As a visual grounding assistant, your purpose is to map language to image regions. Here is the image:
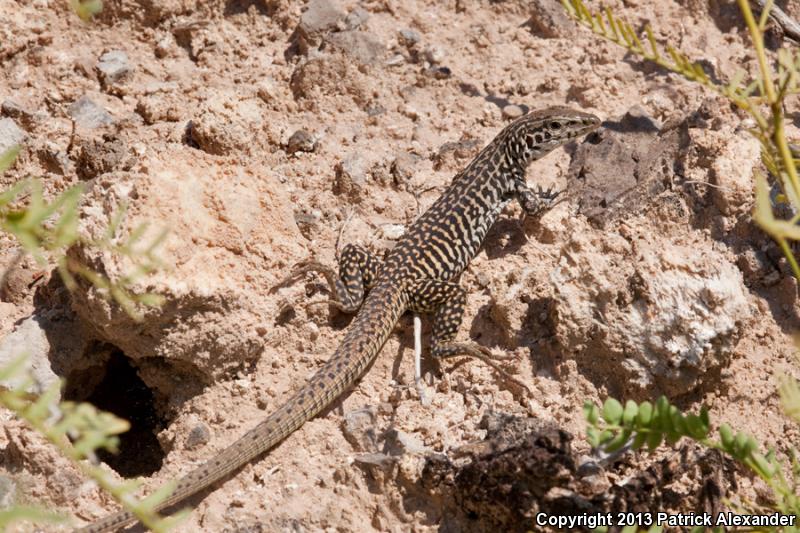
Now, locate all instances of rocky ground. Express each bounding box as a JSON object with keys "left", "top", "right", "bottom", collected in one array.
[{"left": 2, "top": 0, "right": 800, "bottom": 531}]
